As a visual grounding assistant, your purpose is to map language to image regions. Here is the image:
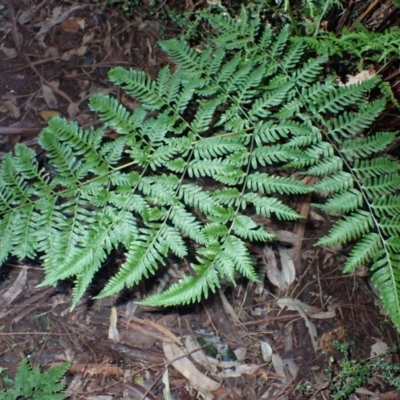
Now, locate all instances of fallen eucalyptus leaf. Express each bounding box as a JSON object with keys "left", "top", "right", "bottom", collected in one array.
[
  {"left": 163, "top": 342, "right": 221, "bottom": 392},
  {"left": 277, "top": 245, "right": 296, "bottom": 287},
  {"left": 184, "top": 336, "right": 217, "bottom": 374},
  {"left": 272, "top": 353, "right": 286, "bottom": 379},
  {"left": 277, "top": 298, "right": 318, "bottom": 352},
  {"left": 217, "top": 363, "right": 261, "bottom": 378},
  {"left": 260, "top": 340, "right": 273, "bottom": 362},
  {"left": 42, "top": 84, "right": 58, "bottom": 108}
]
